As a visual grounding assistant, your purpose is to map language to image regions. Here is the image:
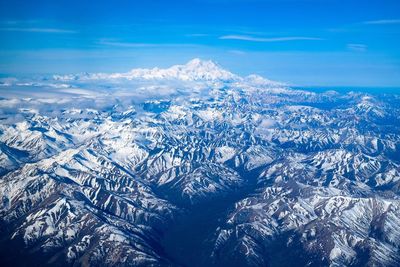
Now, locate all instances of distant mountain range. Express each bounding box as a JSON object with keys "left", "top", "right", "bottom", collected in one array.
[{"left": 1, "top": 59, "right": 400, "bottom": 267}]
